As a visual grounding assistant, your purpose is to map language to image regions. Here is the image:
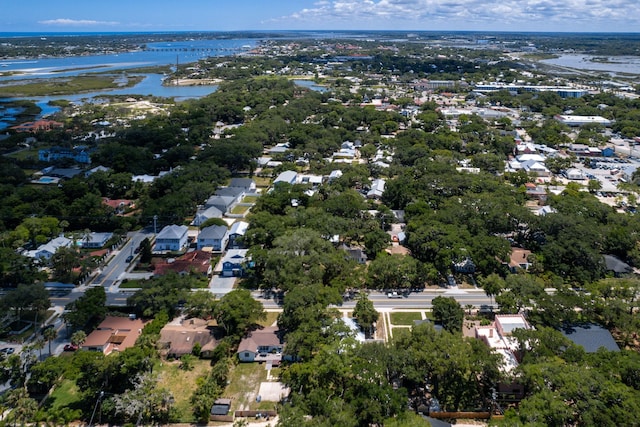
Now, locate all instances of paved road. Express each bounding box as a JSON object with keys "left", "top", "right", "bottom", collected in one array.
[
  {"left": 91, "top": 230, "right": 152, "bottom": 290},
  {"left": 254, "top": 289, "right": 496, "bottom": 311}
]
